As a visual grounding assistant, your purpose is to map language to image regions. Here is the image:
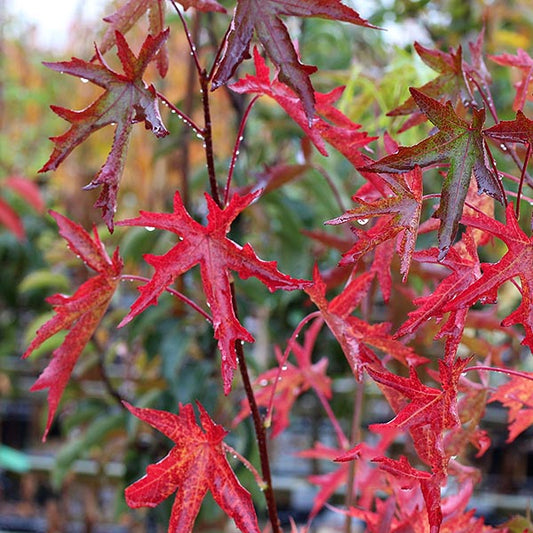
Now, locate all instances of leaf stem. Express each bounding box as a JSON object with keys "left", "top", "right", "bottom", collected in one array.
[
  {"left": 515, "top": 142, "right": 532, "bottom": 218},
  {"left": 231, "top": 284, "right": 282, "bottom": 533},
  {"left": 156, "top": 91, "right": 203, "bottom": 136},
  {"left": 224, "top": 95, "right": 260, "bottom": 205},
  {"left": 170, "top": 0, "right": 203, "bottom": 76},
  {"left": 465, "top": 365, "right": 533, "bottom": 381},
  {"left": 91, "top": 335, "right": 130, "bottom": 408},
  {"left": 223, "top": 442, "right": 266, "bottom": 489}
]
